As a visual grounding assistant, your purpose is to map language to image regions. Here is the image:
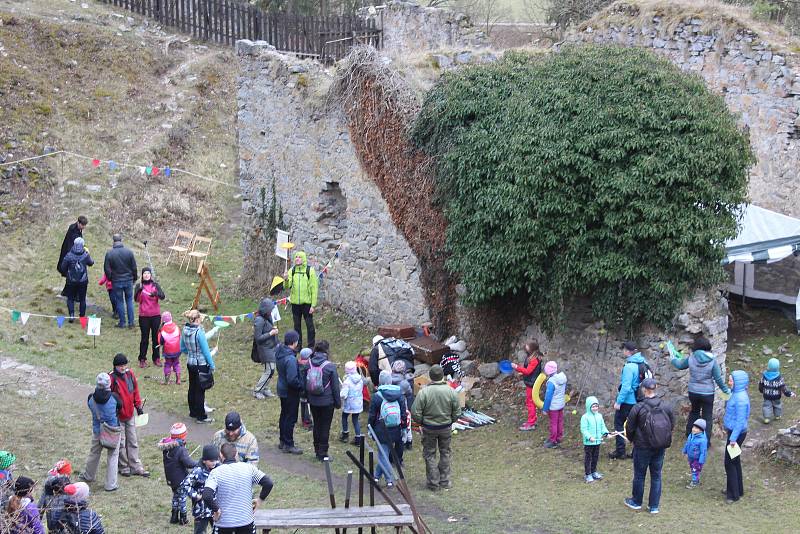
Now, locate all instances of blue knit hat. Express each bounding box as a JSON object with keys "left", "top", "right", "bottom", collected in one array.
[{"left": 768, "top": 358, "right": 780, "bottom": 372}]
